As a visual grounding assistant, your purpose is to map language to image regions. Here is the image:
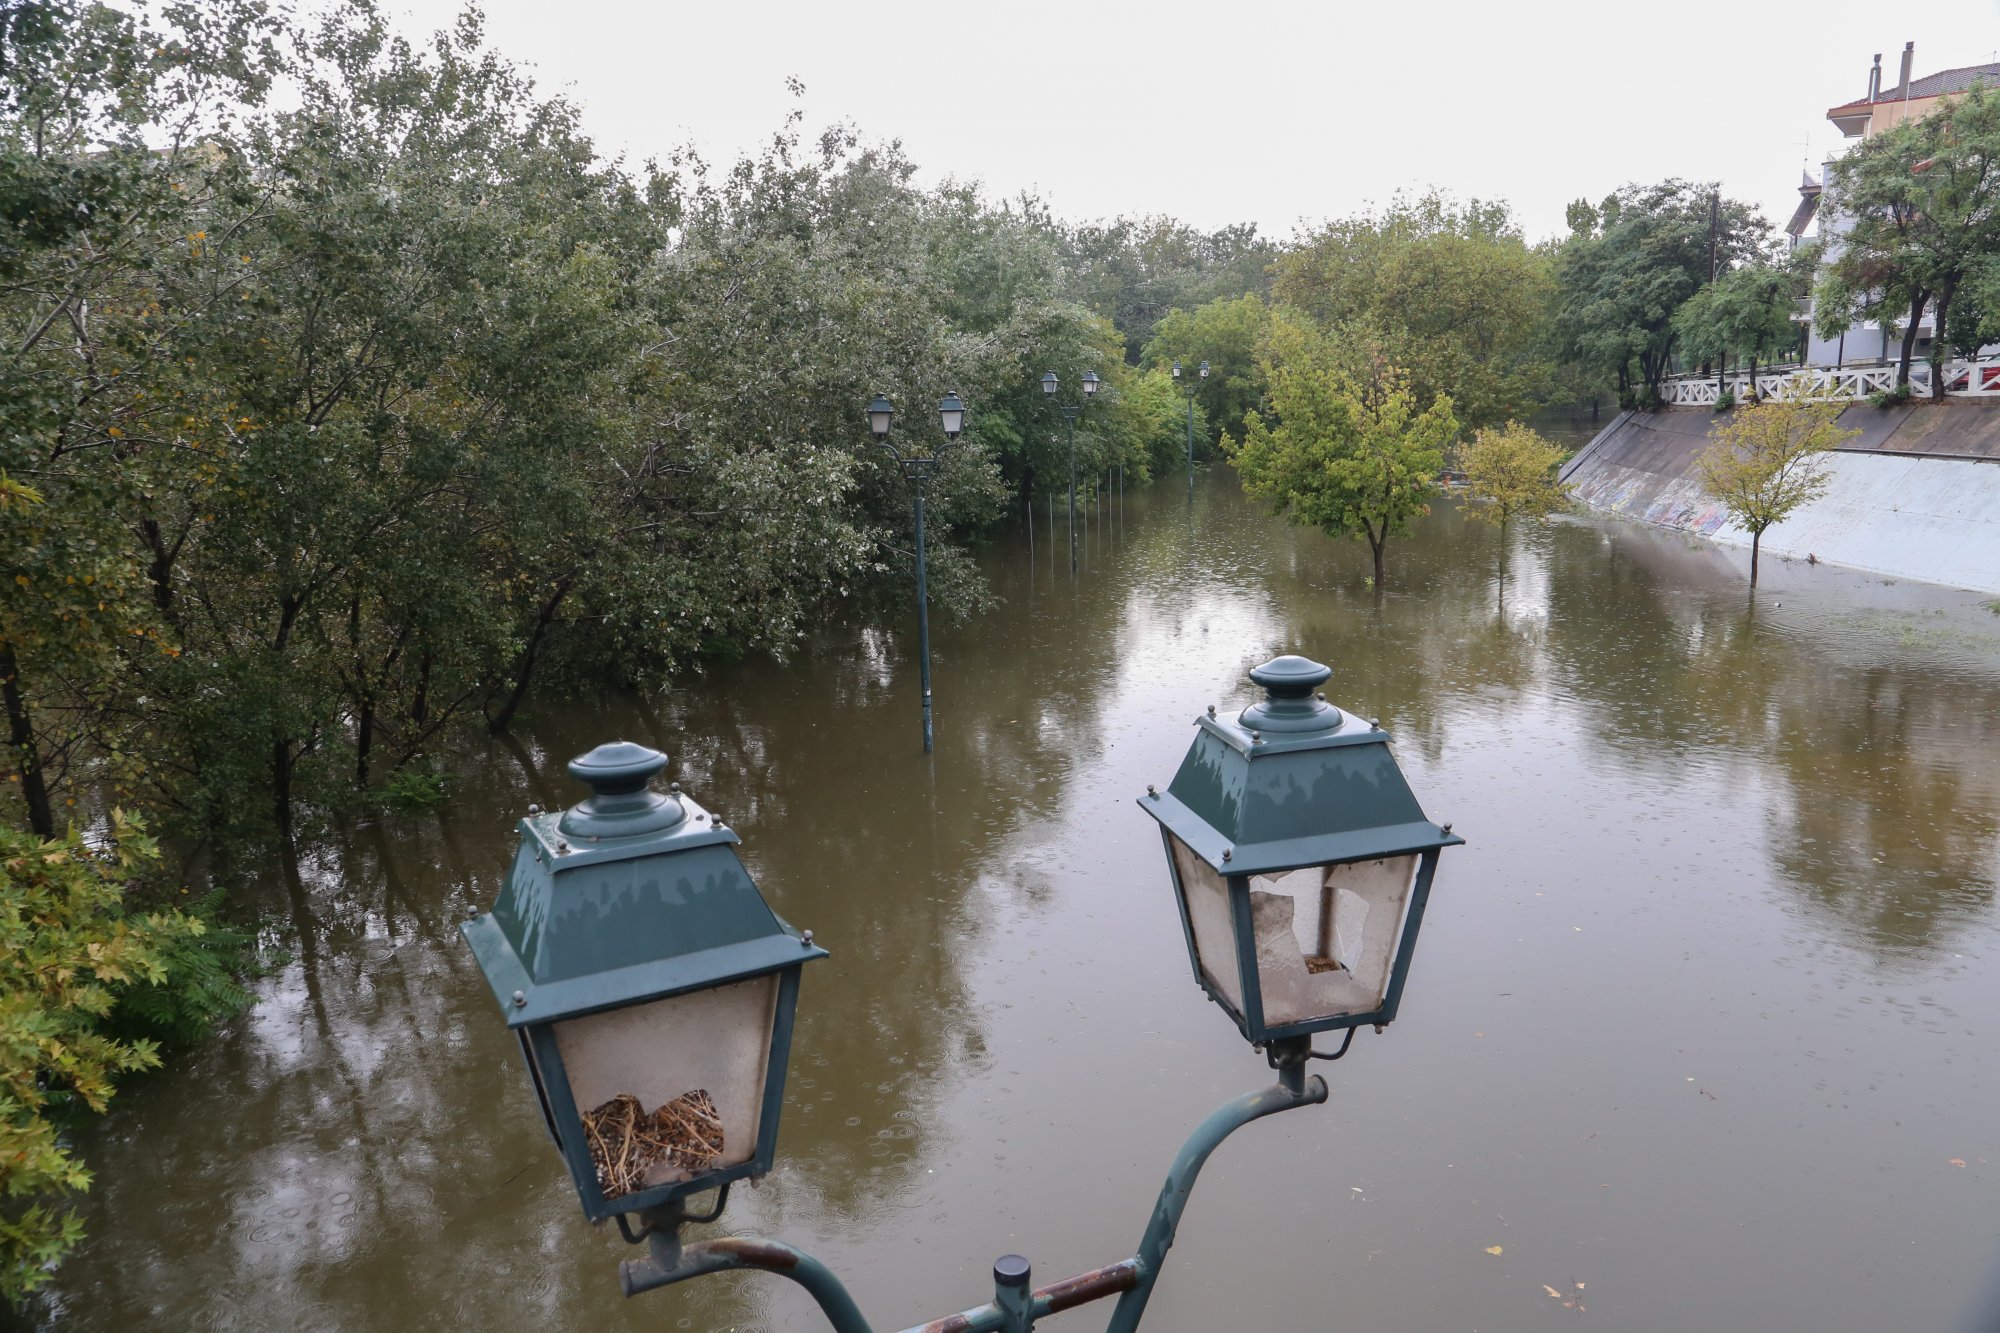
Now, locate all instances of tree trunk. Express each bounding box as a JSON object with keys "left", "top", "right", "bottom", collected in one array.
[
  {"left": 488, "top": 574, "right": 573, "bottom": 735},
  {"left": 1749, "top": 353, "right": 1759, "bottom": 402},
  {"left": 273, "top": 738, "right": 295, "bottom": 833},
  {"left": 1930, "top": 279, "right": 1958, "bottom": 402},
  {"left": 1, "top": 649, "right": 54, "bottom": 837},
  {"left": 354, "top": 696, "right": 375, "bottom": 787},
  {"left": 1750, "top": 530, "right": 1762, "bottom": 587},
  {"left": 1369, "top": 534, "right": 1386, "bottom": 587},
  {"left": 1896, "top": 290, "right": 1929, "bottom": 388}
]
